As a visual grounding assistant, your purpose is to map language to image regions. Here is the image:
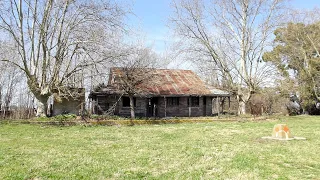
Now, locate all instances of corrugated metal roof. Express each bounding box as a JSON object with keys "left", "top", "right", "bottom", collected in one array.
[
  {"left": 145, "top": 68, "right": 211, "bottom": 95},
  {"left": 92, "top": 67, "right": 230, "bottom": 96}
]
